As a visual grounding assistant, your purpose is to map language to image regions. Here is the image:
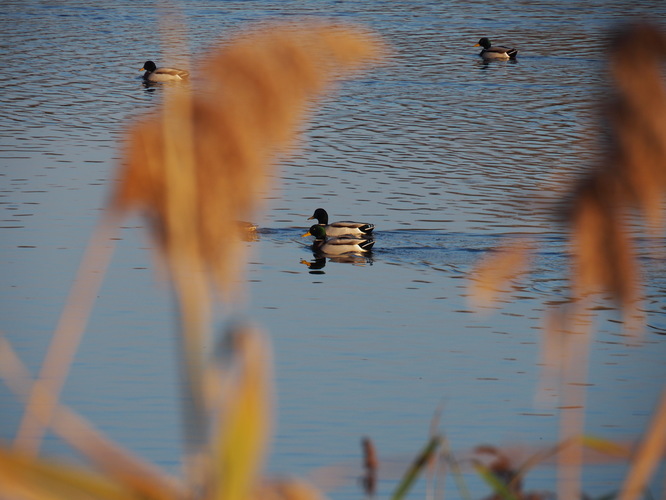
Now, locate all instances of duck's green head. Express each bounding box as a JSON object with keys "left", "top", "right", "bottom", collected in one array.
[
  {"left": 142, "top": 60, "right": 157, "bottom": 72},
  {"left": 474, "top": 37, "right": 491, "bottom": 49},
  {"left": 302, "top": 224, "right": 326, "bottom": 239}
]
